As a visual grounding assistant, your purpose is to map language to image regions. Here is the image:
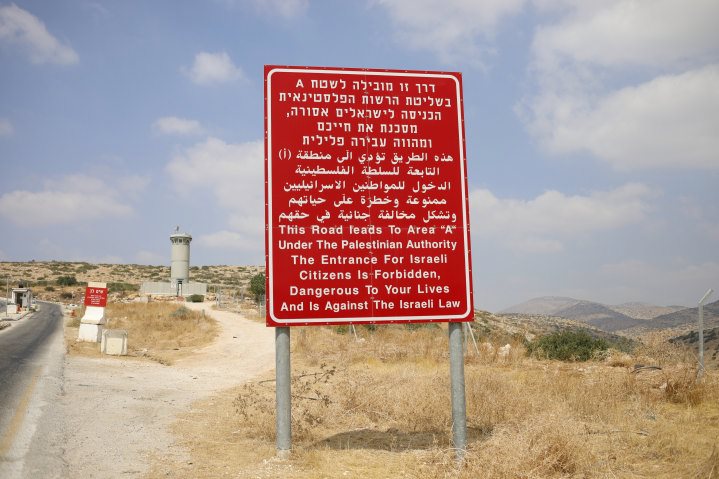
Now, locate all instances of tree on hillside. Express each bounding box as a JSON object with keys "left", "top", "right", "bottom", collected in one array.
[{"left": 249, "top": 272, "right": 265, "bottom": 303}]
